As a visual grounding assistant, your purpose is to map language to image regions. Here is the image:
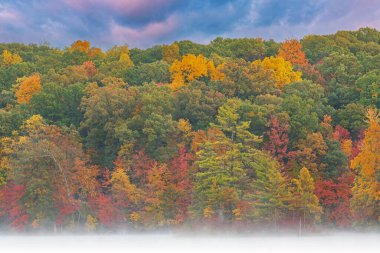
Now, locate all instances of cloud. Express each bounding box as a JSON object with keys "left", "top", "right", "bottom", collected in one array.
[
  {"left": 0, "top": 0, "right": 379, "bottom": 49},
  {"left": 107, "top": 14, "right": 179, "bottom": 48}
]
